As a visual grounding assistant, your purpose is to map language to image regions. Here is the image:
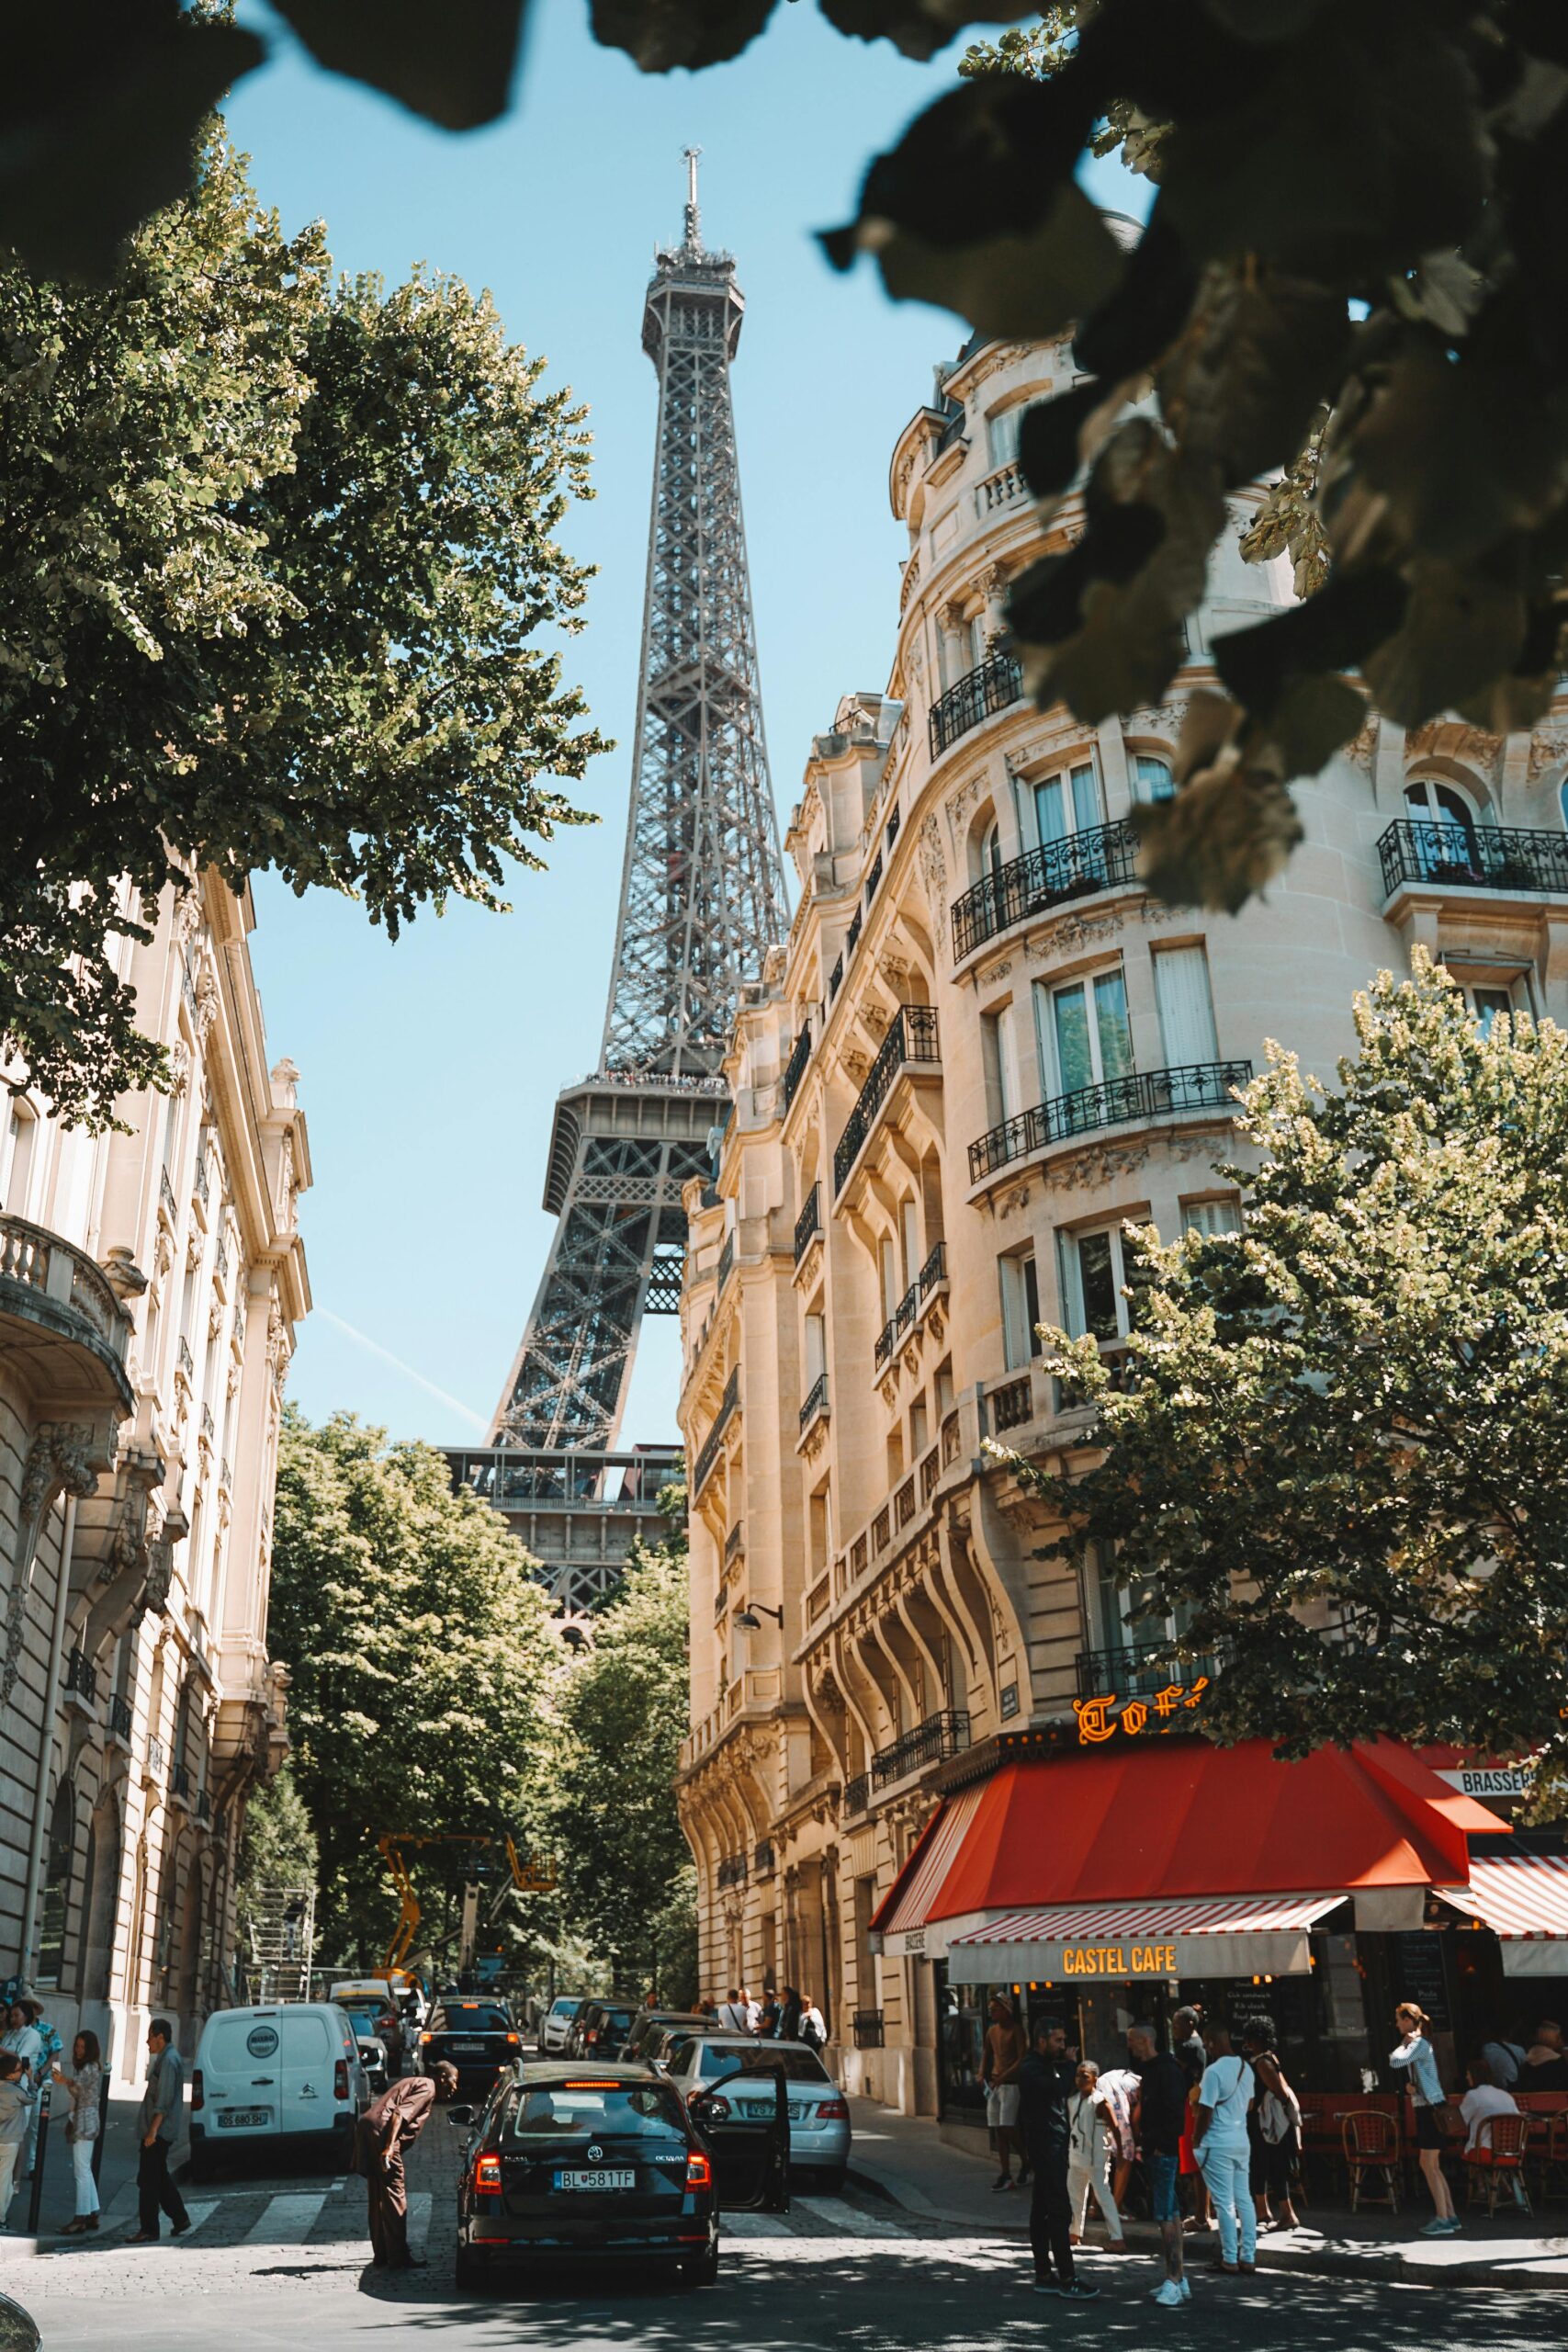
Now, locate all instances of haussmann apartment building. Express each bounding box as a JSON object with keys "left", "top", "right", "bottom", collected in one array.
[{"left": 674, "top": 321, "right": 1568, "bottom": 2154}]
